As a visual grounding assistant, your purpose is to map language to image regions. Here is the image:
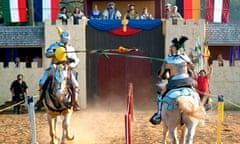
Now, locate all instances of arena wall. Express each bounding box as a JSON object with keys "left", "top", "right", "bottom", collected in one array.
[{"left": 210, "top": 60, "right": 240, "bottom": 109}]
